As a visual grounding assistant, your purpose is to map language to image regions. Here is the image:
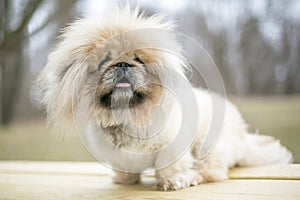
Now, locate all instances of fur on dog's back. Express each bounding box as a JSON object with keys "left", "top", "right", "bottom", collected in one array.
[{"left": 192, "top": 88, "right": 293, "bottom": 167}]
